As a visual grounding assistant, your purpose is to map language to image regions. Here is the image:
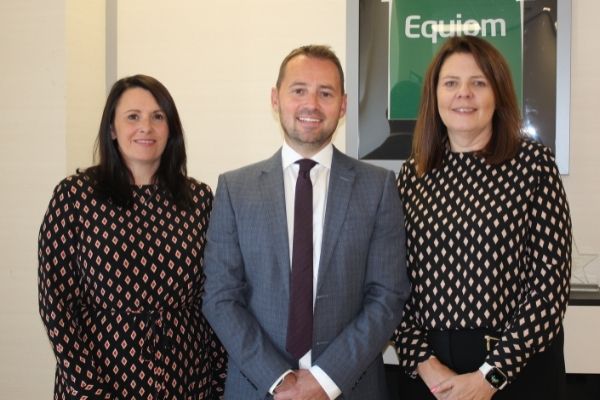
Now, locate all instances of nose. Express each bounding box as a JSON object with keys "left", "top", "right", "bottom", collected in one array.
[
  {"left": 138, "top": 116, "right": 152, "bottom": 133},
  {"left": 304, "top": 91, "right": 320, "bottom": 109},
  {"left": 456, "top": 83, "right": 473, "bottom": 98}
]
